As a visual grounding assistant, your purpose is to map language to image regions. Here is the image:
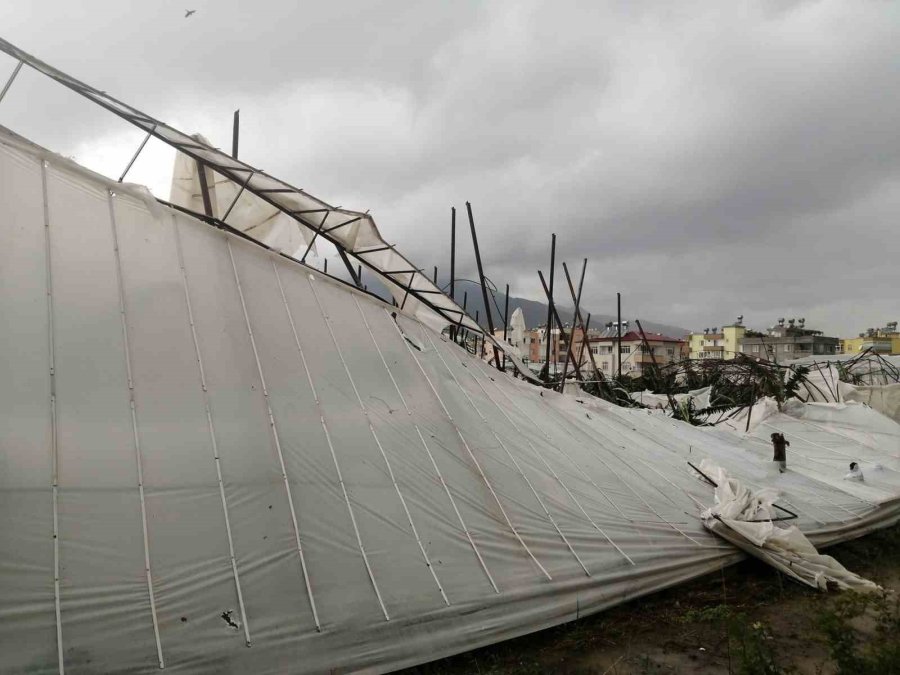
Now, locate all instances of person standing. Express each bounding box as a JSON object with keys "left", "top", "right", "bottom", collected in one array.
[{"left": 771, "top": 432, "right": 789, "bottom": 472}]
